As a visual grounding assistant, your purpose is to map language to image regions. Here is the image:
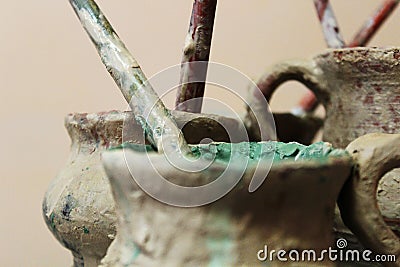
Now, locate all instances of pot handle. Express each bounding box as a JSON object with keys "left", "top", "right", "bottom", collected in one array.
[
  {"left": 339, "top": 133, "right": 400, "bottom": 267},
  {"left": 251, "top": 59, "right": 328, "bottom": 104},
  {"left": 246, "top": 59, "right": 327, "bottom": 142}
]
